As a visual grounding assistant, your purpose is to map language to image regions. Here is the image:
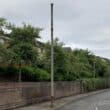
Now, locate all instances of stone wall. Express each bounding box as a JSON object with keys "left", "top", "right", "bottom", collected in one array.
[{"left": 0, "top": 81, "right": 82, "bottom": 110}]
